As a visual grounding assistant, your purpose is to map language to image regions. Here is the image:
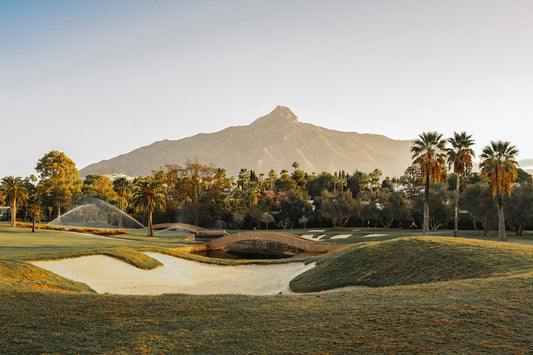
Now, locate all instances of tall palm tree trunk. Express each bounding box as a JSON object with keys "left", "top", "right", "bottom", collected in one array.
[
  {"left": 148, "top": 209, "right": 154, "bottom": 237},
  {"left": 10, "top": 197, "right": 16, "bottom": 227},
  {"left": 118, "top": 198, "right": 123, "bottom": 228},
  {"left": 454, "top": 173, "right": 460, "bottom": 238},
  {"left": 497, "top": 194, "right": 506, "bottom": 241},
  {"left": 423, "top": 179, "right": 430, "bottom": 236}
]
